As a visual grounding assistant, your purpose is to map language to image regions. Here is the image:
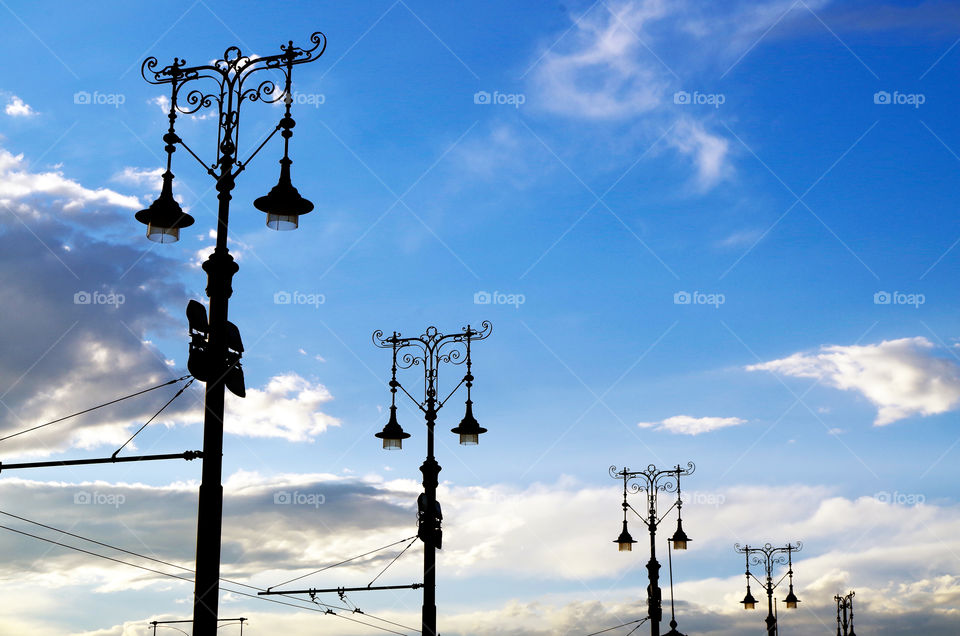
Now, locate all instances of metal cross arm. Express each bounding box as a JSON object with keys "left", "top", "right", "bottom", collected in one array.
[
  {"left": 0, "top": 451, "right": 202, "bottom": 472},
  {"left": 258, "top": 583, "right": 424, "bottom": 596}
]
